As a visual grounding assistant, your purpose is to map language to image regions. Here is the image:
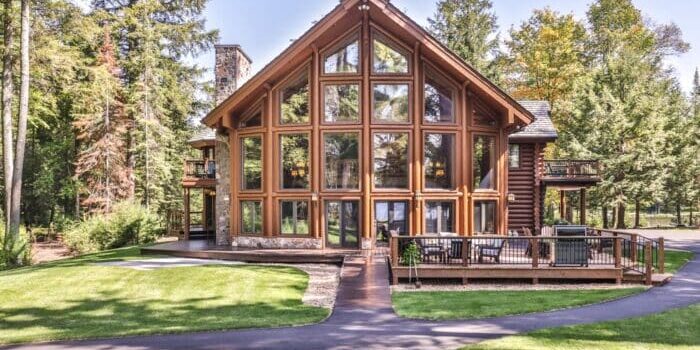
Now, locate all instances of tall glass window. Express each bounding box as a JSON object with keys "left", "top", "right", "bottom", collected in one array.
[
  {"left": 473, "top": 135, "right": 496, "bottom": 190},
  {"left": 324, "top": 39, "right": 359, "bottom": 74},
  {"left": 424, "top": 133, "right": 454, "bottom": 189},
  {"left": 375, "top": 201, "right": 408, "bottom": 240},
  {"left": 372, "top": 36, "right": 408, "bottom": 74},
  {"left": 280, "top": 72, "right": 310, "bottom": 124},
  {"left": 280, "top": 200, "right": 309, "bottom": 235},
  {"left": 372, "top": 84, "right": 409, "bottom": 123},
  {"left": 424, "top": 78, "right": 454, "bottom": 123},
  {"left": 240, "top": 200, "right": 262, "bottom": 234},
  {"left": 324, "top": 84, "right": 360, "bottom": 123},
  {"left": 373, "top": 133, "right": 409, "bottom": 189},
  {"left": 324, "top": 133, "right": 360, "bottom": 190},
  {"left": 241, "top": 136, "right": 262, "bottom": 190},
  {"left": 474, "top": 201, "right": 496, "bottom": 234},
  {"left": 425, "top": 201, "right": 454, "bottom": 234},
  {"left": 280, "top": 134, "right": 310, "bottom": 189}
]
